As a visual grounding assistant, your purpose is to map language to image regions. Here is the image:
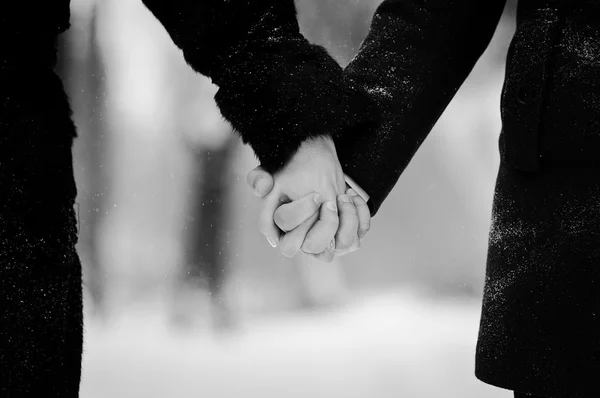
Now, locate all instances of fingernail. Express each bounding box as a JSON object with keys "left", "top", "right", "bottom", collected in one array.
[
  {"left": 267, "top": 236, "right": 278, "bottom": 247},
  {"left": 326, "top": 201, "right": 337, "bottom": 212},
  {"left": 313, "top": 193, "right": 323, "bottom": 205},
  {"left": 347, "top": 189, "right": 358, "bottom": 196},
  {"left": 339, "top": 195, "right": 352, "bottom": 203}
]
